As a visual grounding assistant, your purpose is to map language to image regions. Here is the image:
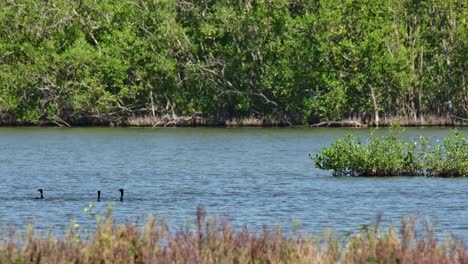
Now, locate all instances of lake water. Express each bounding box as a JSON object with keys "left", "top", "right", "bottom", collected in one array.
[{"left": 1, "top": 127, "right": 468, "bottom": 240}]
